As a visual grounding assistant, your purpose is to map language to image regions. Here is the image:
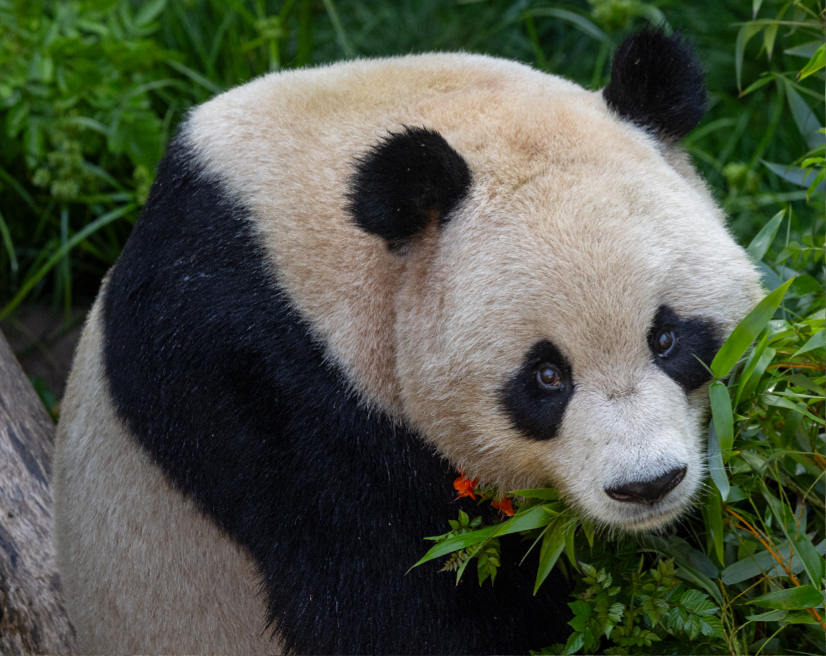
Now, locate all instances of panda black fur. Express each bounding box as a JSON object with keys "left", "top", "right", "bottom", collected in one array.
[{"left": 54, "top": 29, "right": 763, "bottom": 654}]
